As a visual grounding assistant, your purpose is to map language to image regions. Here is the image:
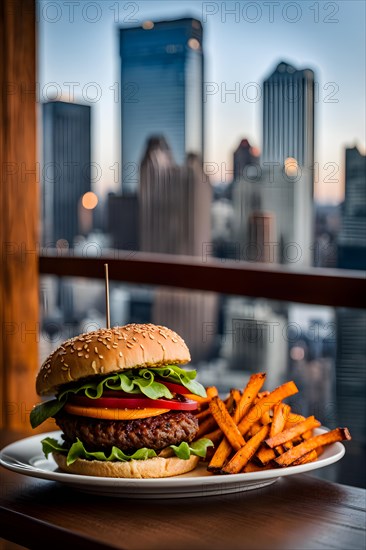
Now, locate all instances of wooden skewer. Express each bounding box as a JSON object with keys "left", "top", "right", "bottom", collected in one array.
[{"left": 104, "top": 263, "right": 110, "bottom": 329}]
